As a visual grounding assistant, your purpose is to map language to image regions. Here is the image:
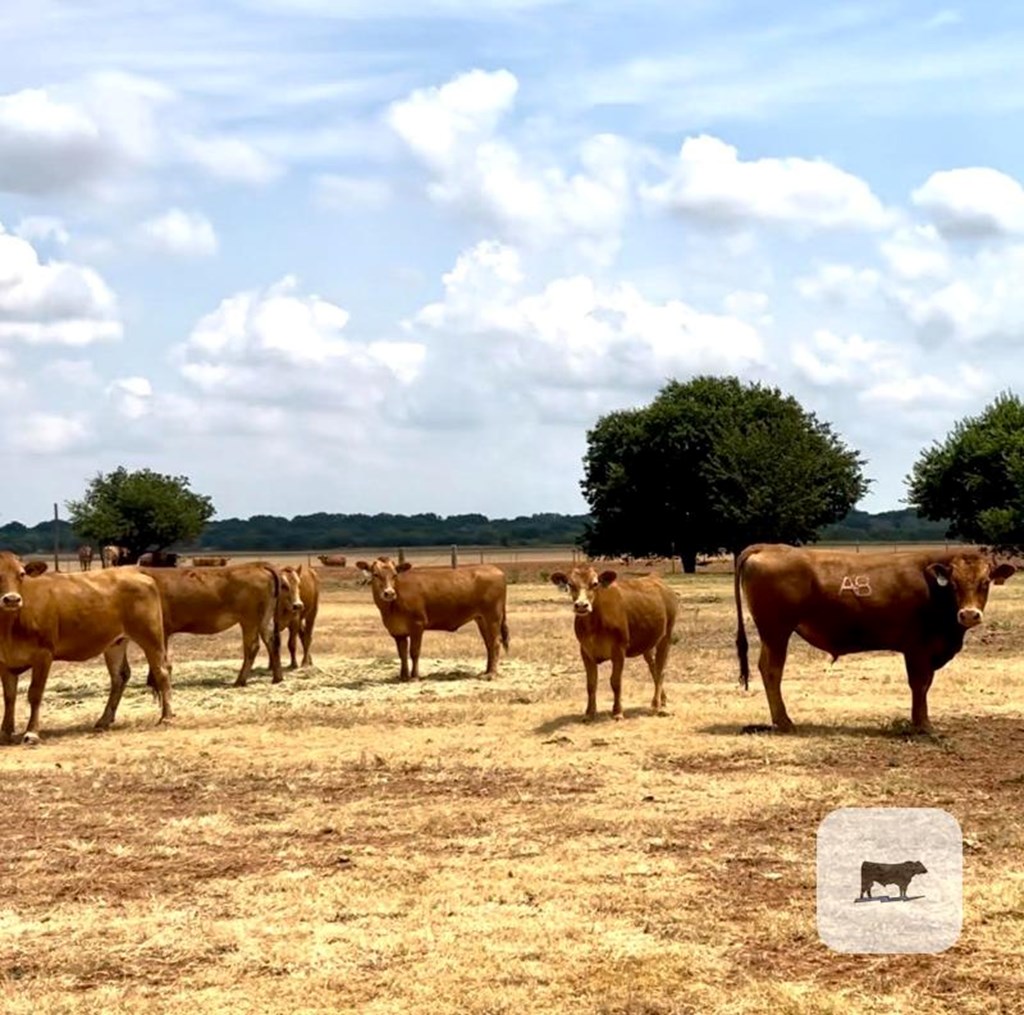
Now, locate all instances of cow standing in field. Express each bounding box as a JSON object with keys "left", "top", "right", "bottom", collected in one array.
[
  {"left": 0, "top": 551, "right": 172, "bottom": 744},
  {"left": 317, "top": 554, "right": 347, "bottom": 567},
  {"left": 112, "top": 562, "right": 283, "bottom": 688},
  {"left": 550, "top": 566, "right": 678, "bottom": 720},
  {"left": 102, "top": 545, "right": 130, "bottom": 567},
  {"left": 138, "top": 551, "right": 179, "bottom": 567},
  {"left": 734, "top": 543, "right": 1016, "bottom": 733},
  {"left": 77, "top": 545, "right": 93, "bottom": 571},
  {"left": 277, "top": 564, "right": 319, "bottom": 669},
  {"left": 356, "top": 557, "right": 508, "bottom": 681}
]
